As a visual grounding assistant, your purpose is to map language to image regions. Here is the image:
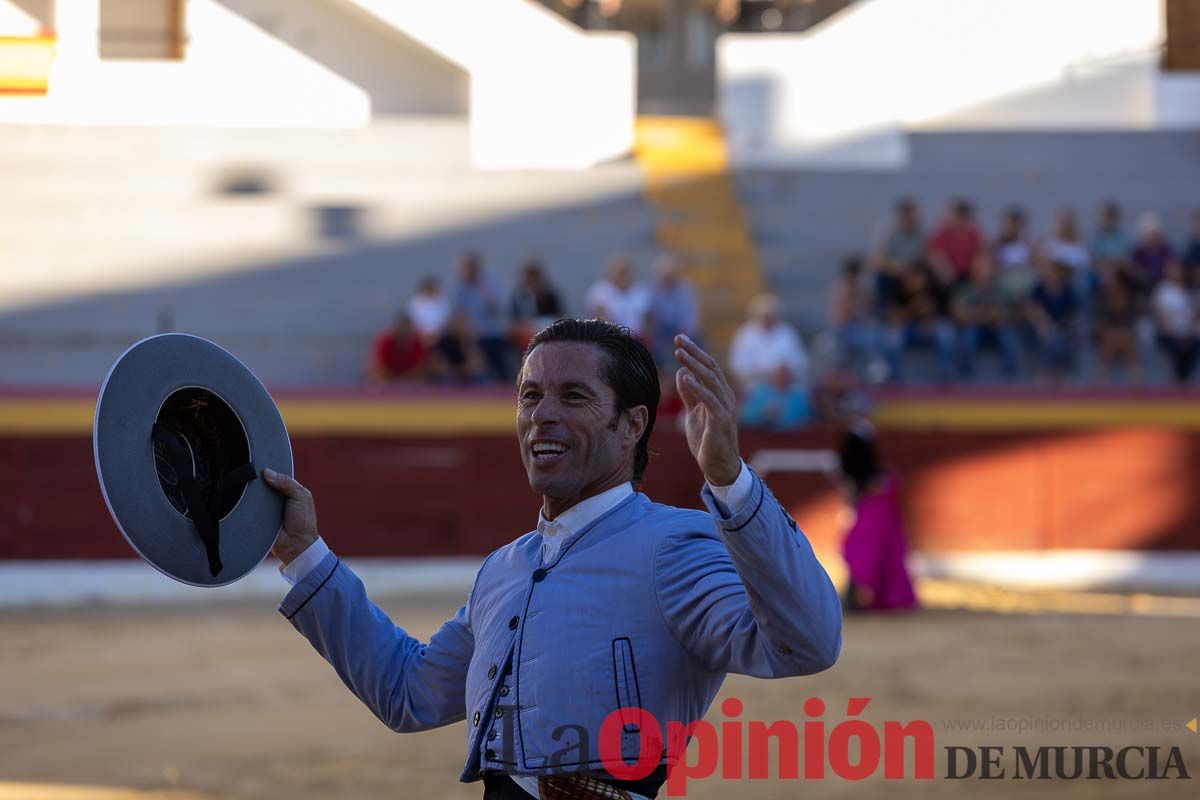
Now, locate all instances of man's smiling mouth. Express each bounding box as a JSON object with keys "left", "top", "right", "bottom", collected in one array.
[{"left": 530, "top": 440, "right": 570, "bottom": 461}]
